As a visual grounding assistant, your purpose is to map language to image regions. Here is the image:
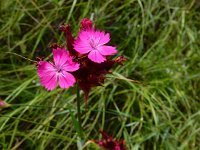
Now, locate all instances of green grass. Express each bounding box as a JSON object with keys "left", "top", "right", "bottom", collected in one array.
[{"left": 0, "top": 0, "right": 200, "bottom": 149}]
